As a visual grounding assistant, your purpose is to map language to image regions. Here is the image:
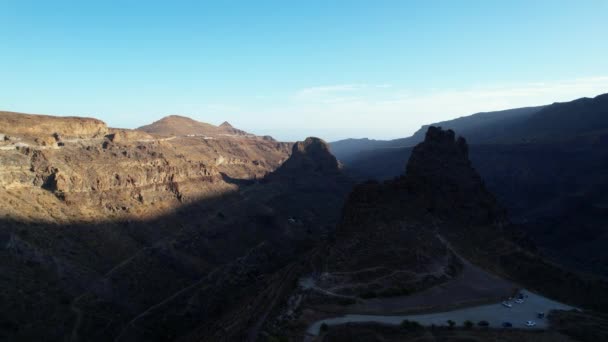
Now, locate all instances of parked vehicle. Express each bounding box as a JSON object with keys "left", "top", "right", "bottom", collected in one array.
[
  {"left": 525, "top": 320, "right": 537, "bottom": 327},
  {"left": 502, "top": 301, "right": 512, "bottom": 308},
  {"left": 537, "top": 312, "right": 545, "bottom": 319},
  {"left": 502, "top": 322, "right": 513, "bottom": 328},
  {"left": 515, "top": 299, "right": 524, "bottom": 304}
]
